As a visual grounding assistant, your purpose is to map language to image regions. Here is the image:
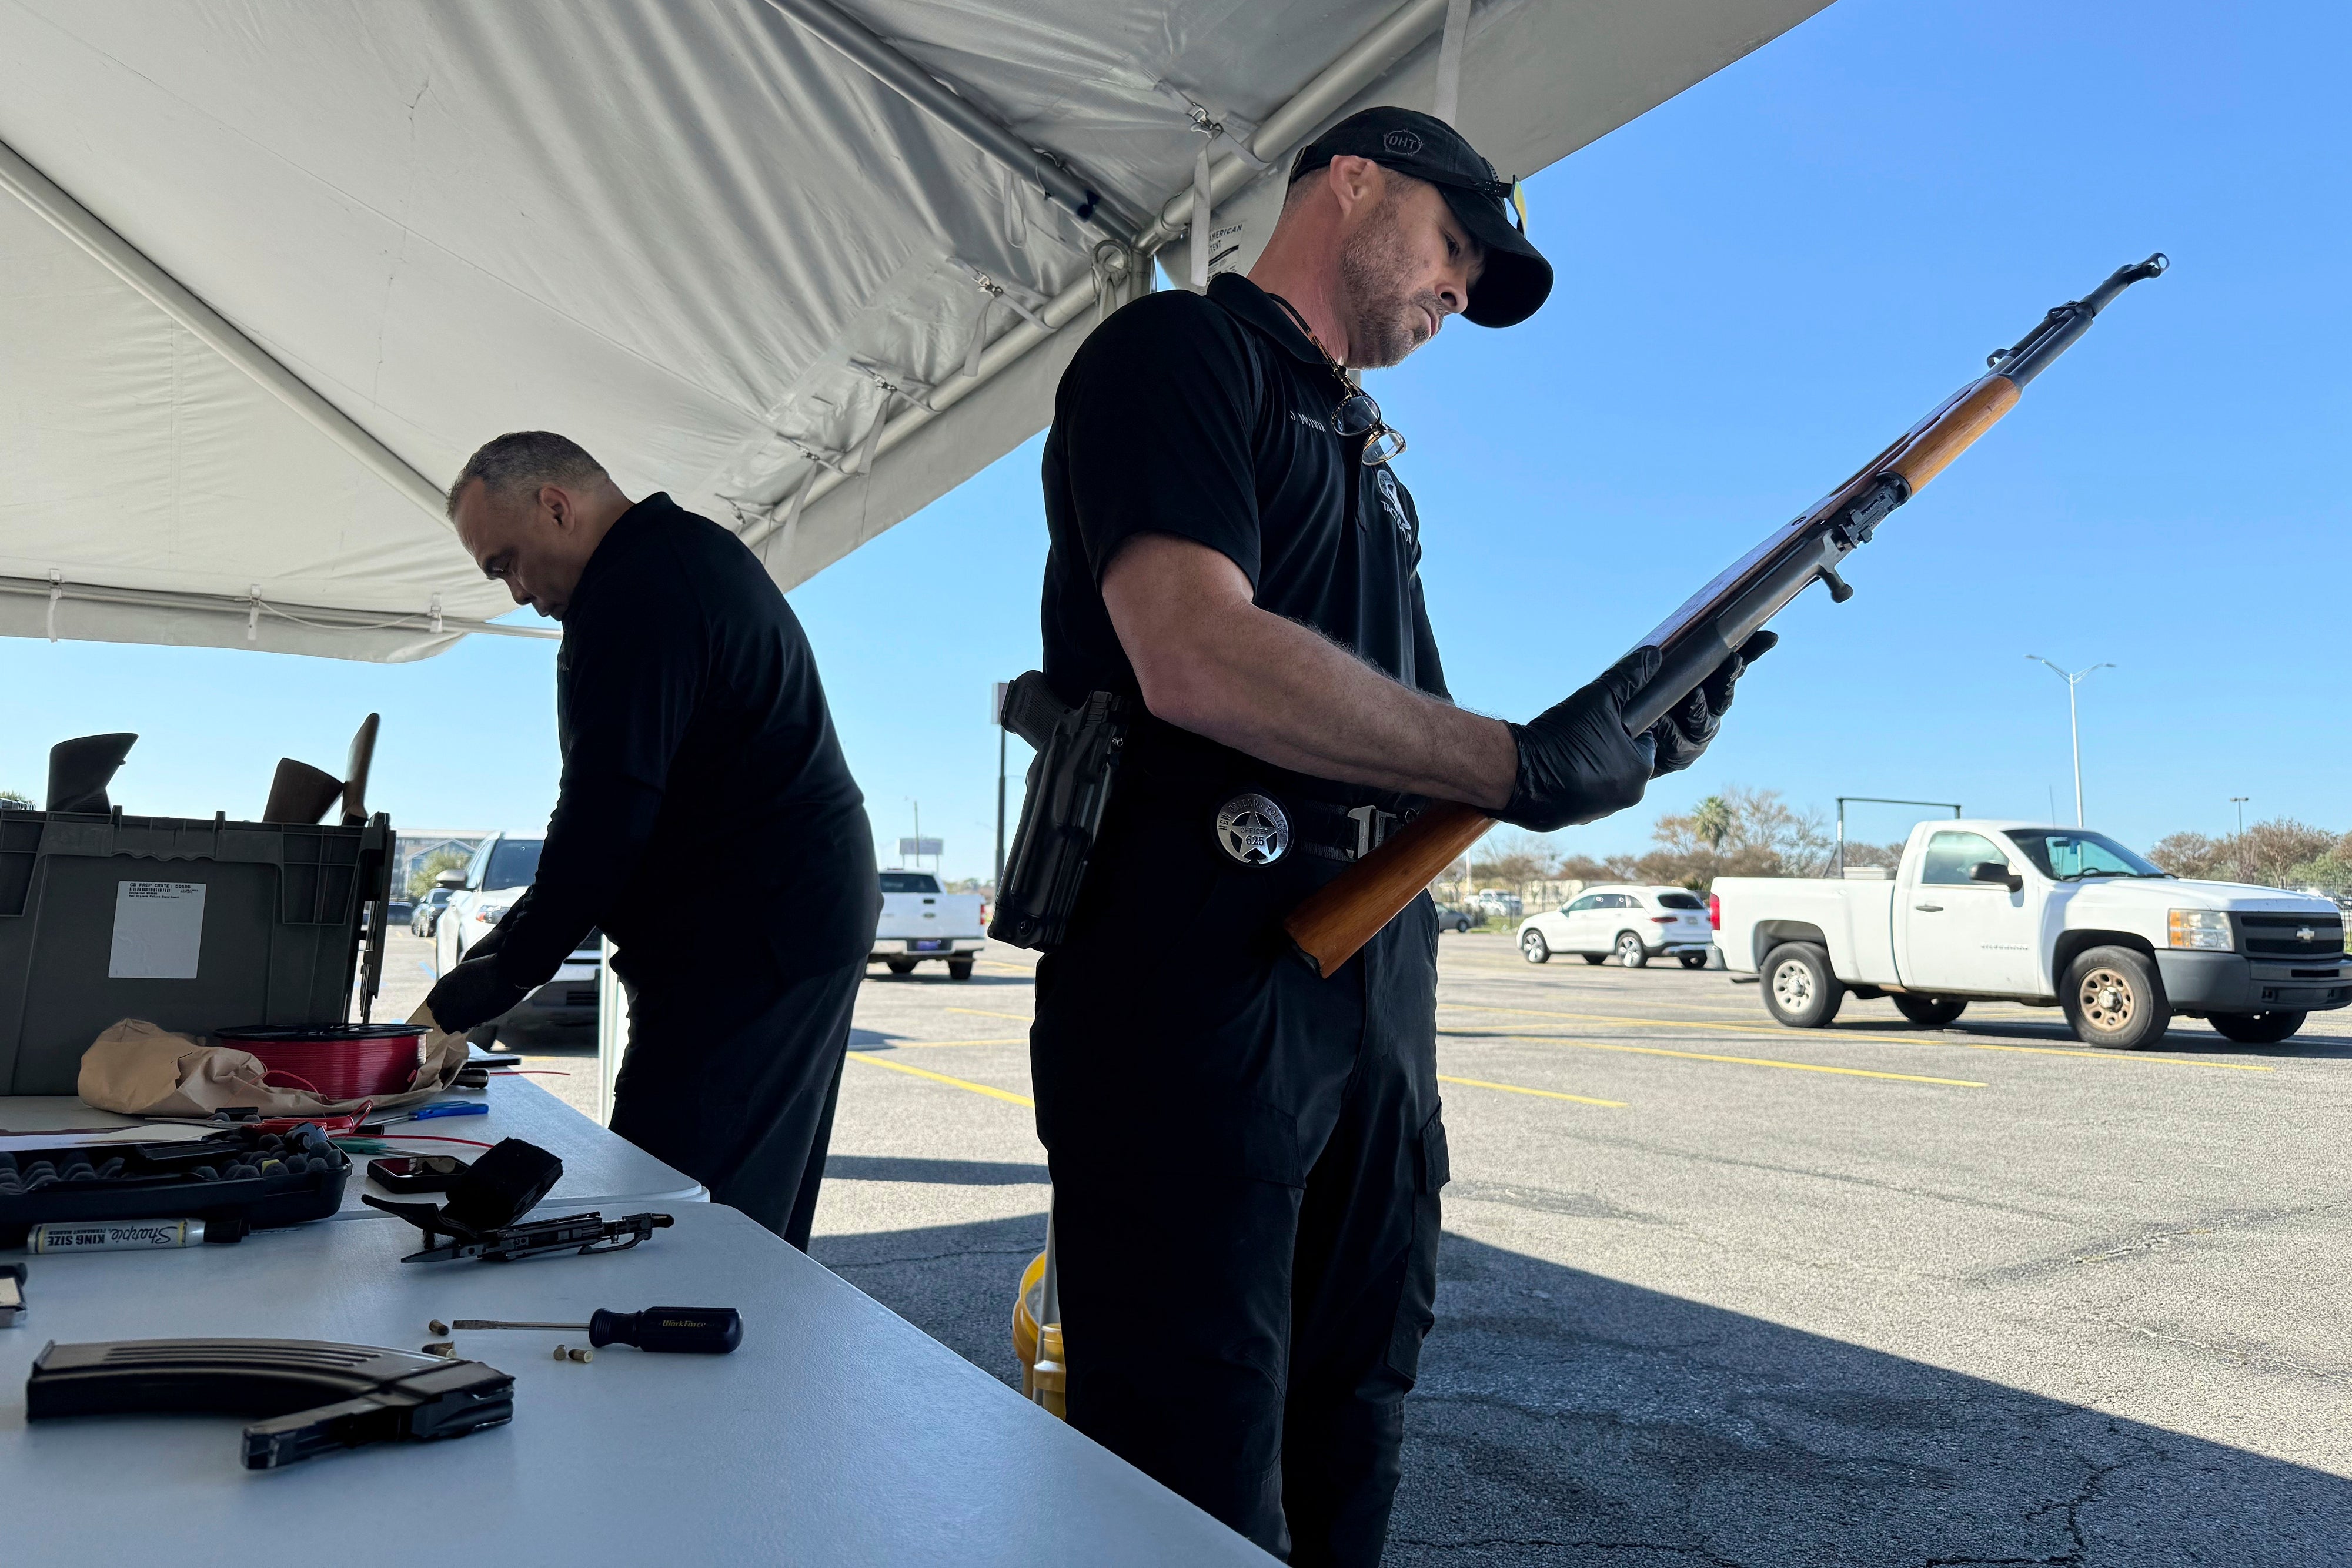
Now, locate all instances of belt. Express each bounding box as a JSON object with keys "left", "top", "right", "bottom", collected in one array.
[{"left": 1268, "top": 796, "right": 1418, "bottom": 864}]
